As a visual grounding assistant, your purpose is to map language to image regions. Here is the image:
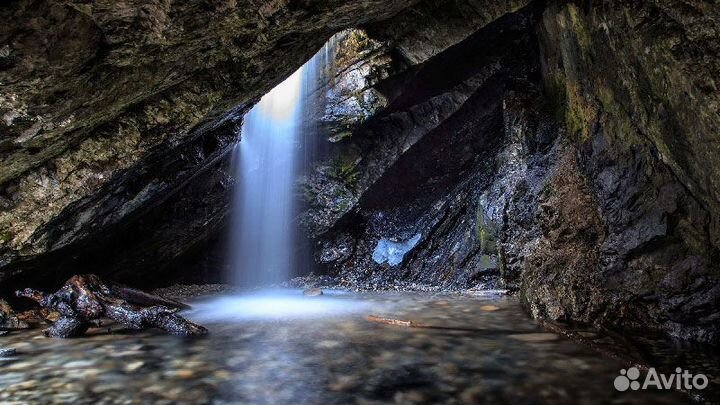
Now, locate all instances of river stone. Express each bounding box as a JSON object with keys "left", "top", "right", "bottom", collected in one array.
[
  {"left": 125, "top": 361, "right": 145, "bottom": 373},
  {"left": 303, "top": 288, "right": 324, "bottom": 297},
  {"left": 0, "top": 347, "right": 17, "bottom": 357}
]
